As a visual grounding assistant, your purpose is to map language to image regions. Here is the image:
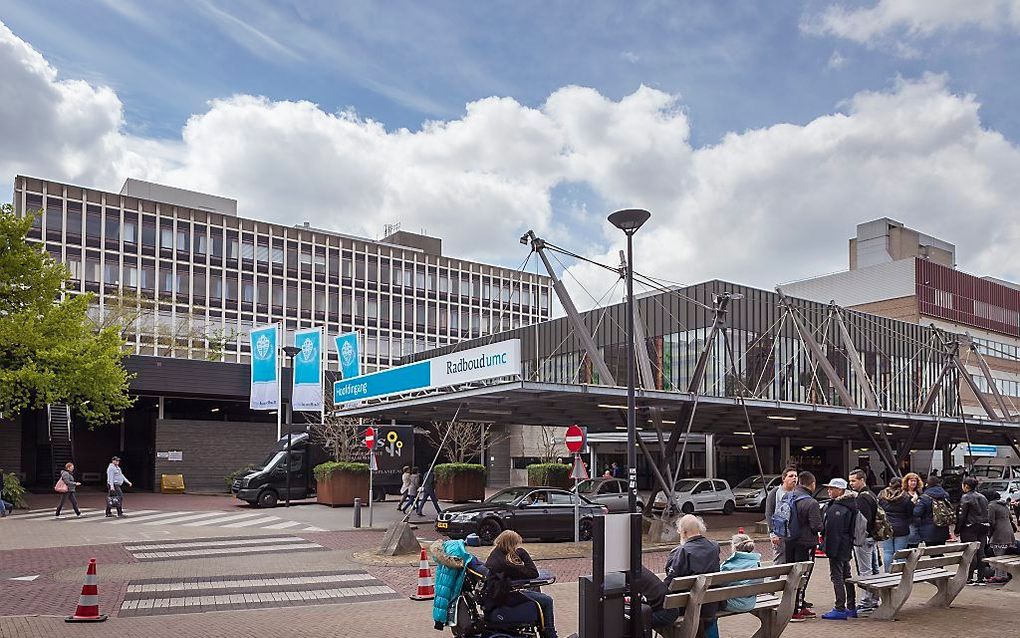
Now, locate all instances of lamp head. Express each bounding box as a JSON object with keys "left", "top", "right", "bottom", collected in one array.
[
  {"left": 608, "top": 208, "right": 651, "bottom": 234},
  {"left": 282, "top": 345, "right": 302, "bottom": 358}
]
